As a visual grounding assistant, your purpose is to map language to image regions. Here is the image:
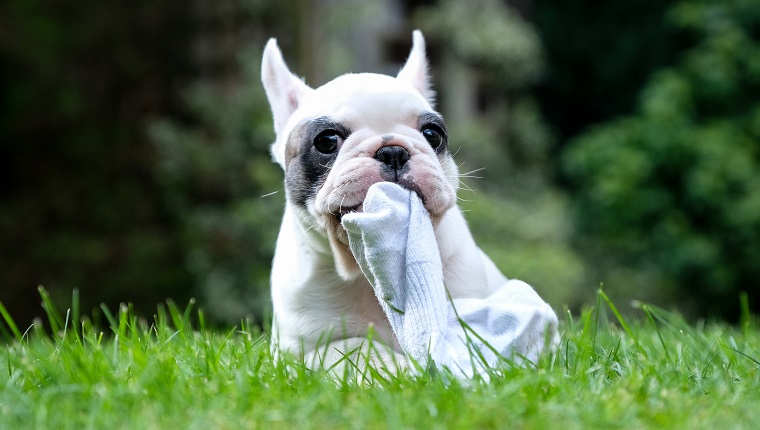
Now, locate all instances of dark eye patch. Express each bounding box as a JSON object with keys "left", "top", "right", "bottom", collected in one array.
[{"left": 284, "top": 116, "right": 351, "bottom": 208}]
